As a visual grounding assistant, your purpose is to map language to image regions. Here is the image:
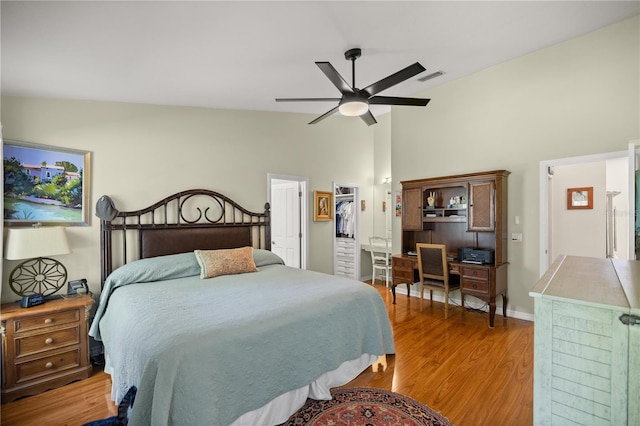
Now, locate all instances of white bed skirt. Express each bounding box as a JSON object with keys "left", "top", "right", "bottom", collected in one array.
[
  {"left": 105, "top": 352, "right": 379, "bottom": 426},
  {"left": 231, "top": 353, "right": 379, "bottom": 426}
]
